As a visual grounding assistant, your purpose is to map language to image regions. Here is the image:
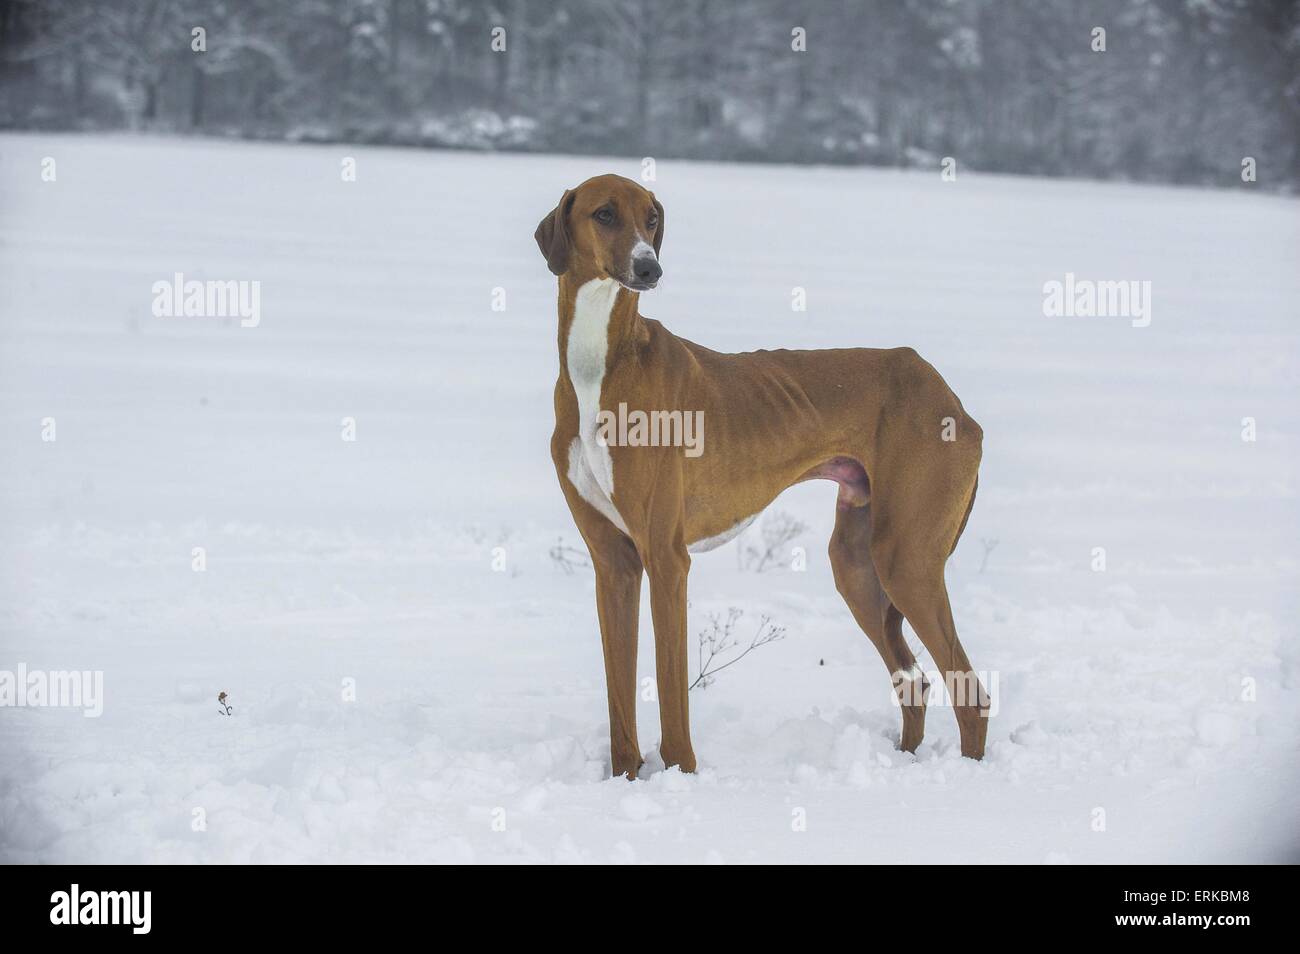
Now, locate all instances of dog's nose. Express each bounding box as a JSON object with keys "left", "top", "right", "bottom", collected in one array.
[{"left": 633, "top": 256, "right": 662, "bottom": 284}]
